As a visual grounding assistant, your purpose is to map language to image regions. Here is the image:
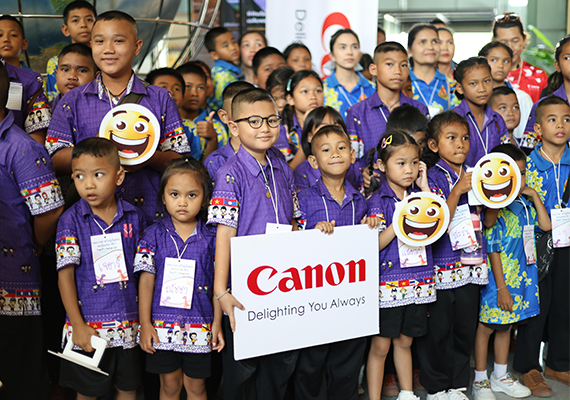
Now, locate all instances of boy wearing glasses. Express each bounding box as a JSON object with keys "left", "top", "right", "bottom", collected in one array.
[{"left": 207, "top": 88, "right": 301, "bottom": 400}]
